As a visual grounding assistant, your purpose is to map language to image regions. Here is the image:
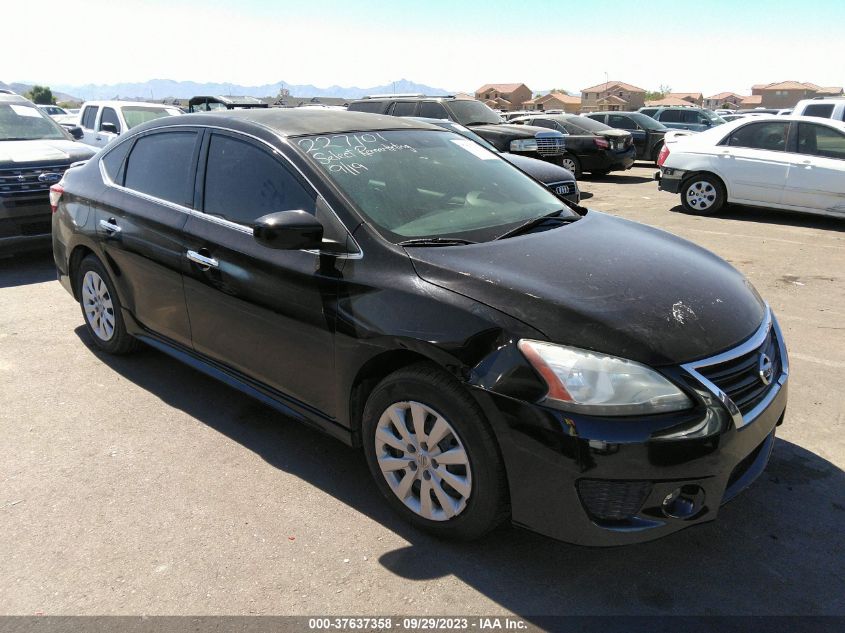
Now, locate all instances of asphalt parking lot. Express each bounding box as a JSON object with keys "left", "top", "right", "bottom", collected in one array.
[{"left": 1, "top": 163, "right": 843, "bottom": 619}]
